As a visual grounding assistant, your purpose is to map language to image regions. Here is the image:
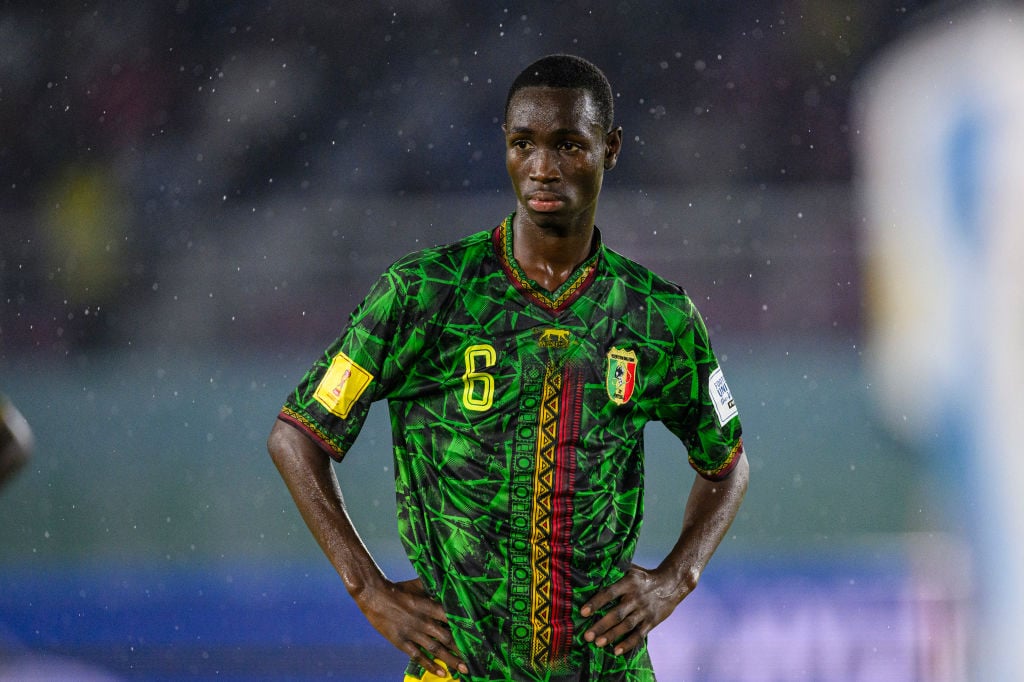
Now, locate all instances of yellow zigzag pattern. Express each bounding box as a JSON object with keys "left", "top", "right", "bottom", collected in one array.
[{"left": 529, "top": 363, "right": 561, "bottom": 670}]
